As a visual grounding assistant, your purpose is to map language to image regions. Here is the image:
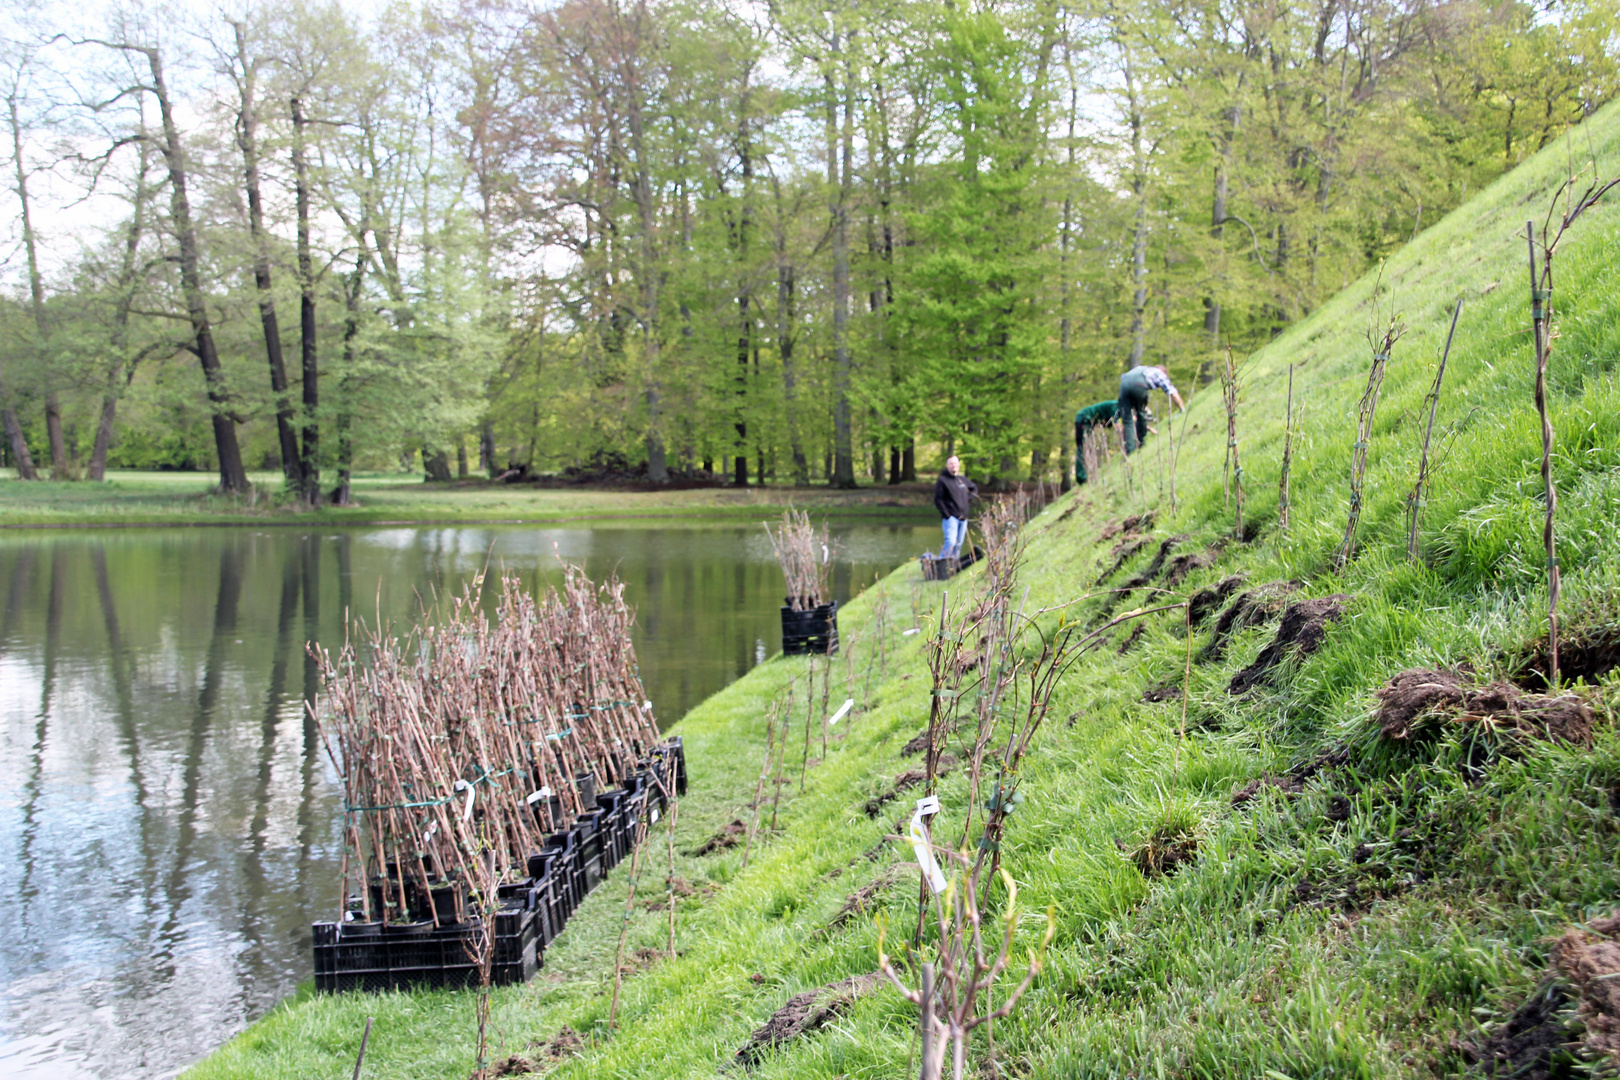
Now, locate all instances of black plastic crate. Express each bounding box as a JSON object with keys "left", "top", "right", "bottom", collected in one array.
[
  {"left": 312, "top": 906, "right": 539, "bottom": 994},
  {"left": 781, "top": 601, "right": 838, "bottom": 656}
]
